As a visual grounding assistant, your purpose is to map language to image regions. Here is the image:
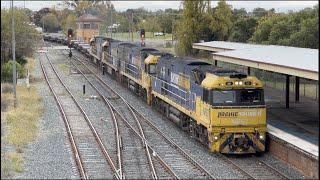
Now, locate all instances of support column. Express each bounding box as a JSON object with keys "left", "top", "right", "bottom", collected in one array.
[
  {"left": 247, "top": 67, "right": 251, "bottom": 75},
  {"left": 295, "top": 76, "right": 300, "bottom": 102},
  {"left": 286, "top": 75, "right": 290, "bottom": 108}
]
